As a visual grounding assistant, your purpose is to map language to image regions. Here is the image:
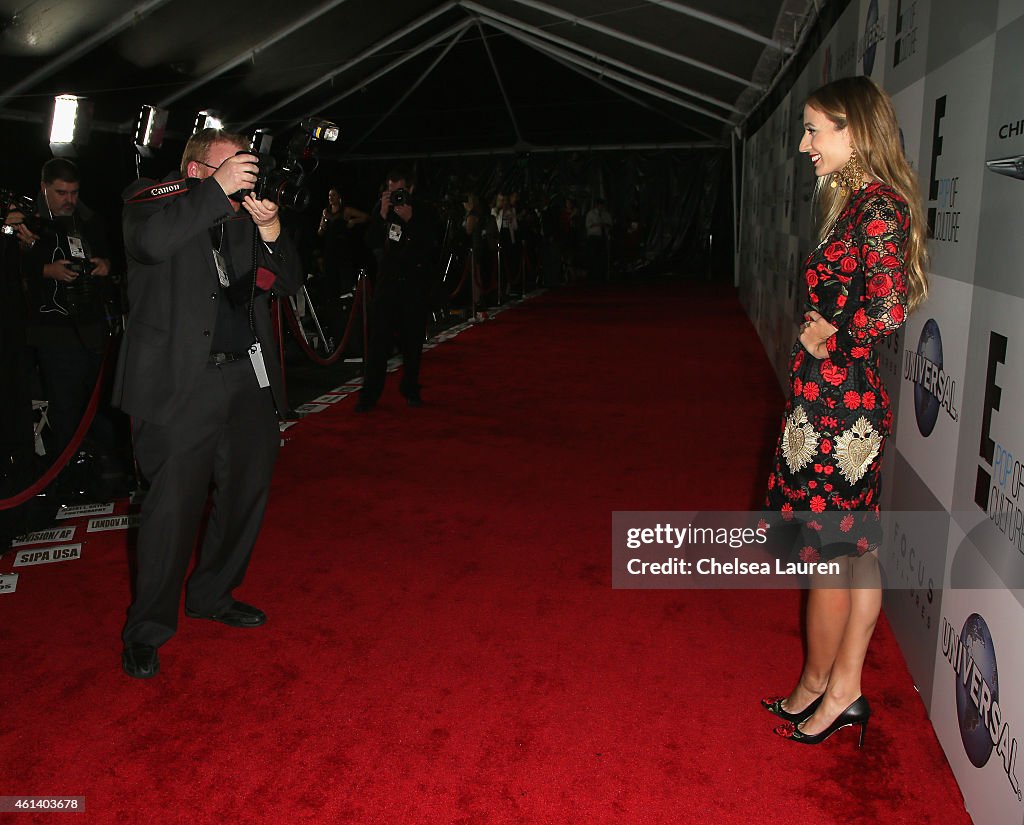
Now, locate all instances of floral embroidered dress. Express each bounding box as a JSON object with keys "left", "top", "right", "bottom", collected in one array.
[{"left": 765, "top": 181, "right": 910, "bottom": 557}]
